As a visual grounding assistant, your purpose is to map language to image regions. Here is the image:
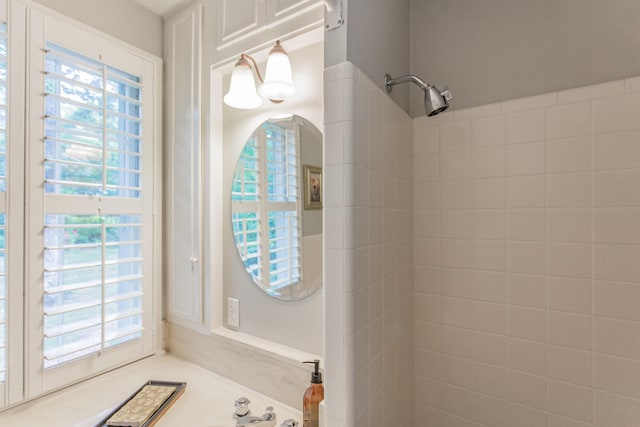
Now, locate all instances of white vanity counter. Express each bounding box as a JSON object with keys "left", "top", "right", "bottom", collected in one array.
[{"left": 0, "top": 353, "right": 302, "bottom": 427}]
